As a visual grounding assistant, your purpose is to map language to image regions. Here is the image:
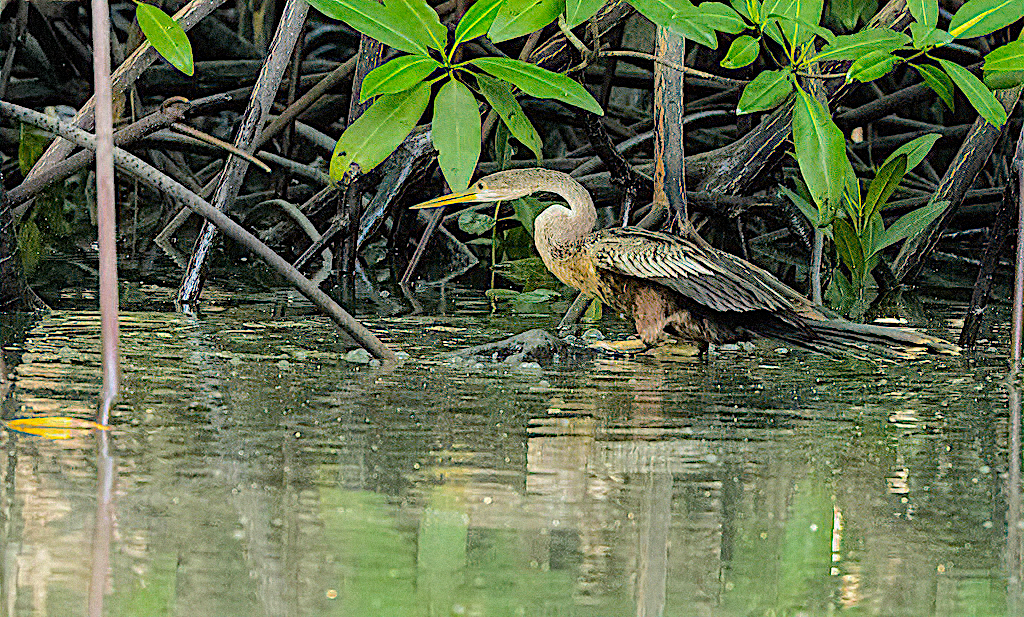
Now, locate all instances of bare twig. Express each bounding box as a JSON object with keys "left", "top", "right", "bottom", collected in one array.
[{"left": 0, "top": 101, "right": 398, "bottom": 361}]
